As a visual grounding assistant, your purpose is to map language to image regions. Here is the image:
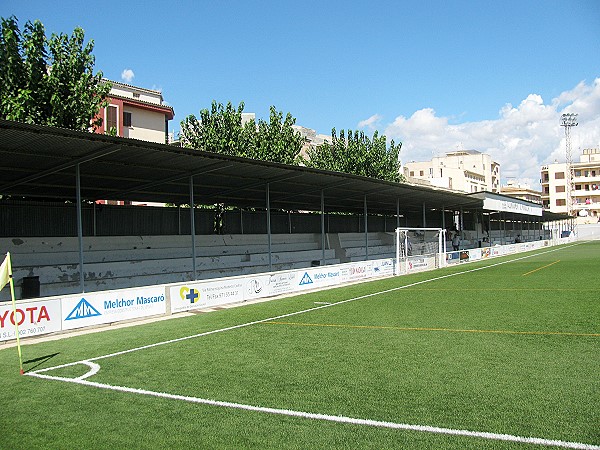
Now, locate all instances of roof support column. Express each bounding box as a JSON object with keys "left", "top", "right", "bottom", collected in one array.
[
  {"left": 266, "top": 183, "right": 272, "bottom": 271},
  {"left": 76, "top": 163, "right": 85, "bottom": 293},
  {"left": 364, "top": 195, "right": 369, "bottom": 261},
  {"left": 321, "top": 190, "right": 326, "bottom": 265},
  {"left": 441, "top": 206, "right": 446, "bottom": 230},
  {"left": 189, "top": 176, "right": 197, "bottom": 281}
]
